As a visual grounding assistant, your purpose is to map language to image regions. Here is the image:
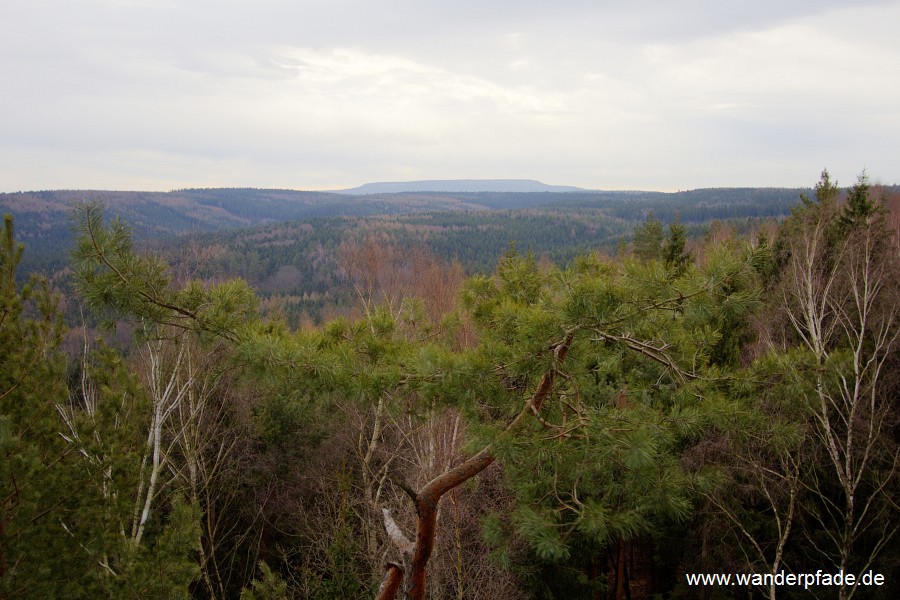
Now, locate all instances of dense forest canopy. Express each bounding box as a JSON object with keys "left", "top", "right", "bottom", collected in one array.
[
  {"left": 1, "top": 172, "right": 898, "bottom": 599},
  {"left": 0, "top": 186, "right": 817, "bottom": 279}
]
